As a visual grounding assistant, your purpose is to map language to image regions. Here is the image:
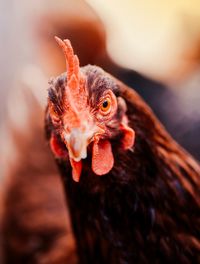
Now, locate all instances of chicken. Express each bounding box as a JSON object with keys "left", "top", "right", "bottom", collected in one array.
[{"left": 45, "top": 37, "right": 200, "bottom": 263}]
